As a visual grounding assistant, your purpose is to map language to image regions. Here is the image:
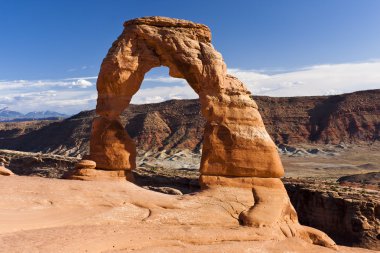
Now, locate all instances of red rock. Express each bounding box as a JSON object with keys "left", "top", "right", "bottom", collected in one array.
[
  {"left": 68, "top": 17, "right": 336, "bottom": 249},
  {"left": 74, "top": 160, "right": 96, "bottom": 170},
  {"left": 87, "top": 16, "right": 283, "bottom": 179},
  {"left": 0, "top": 165, "right": 14, "bottom": 176}
]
